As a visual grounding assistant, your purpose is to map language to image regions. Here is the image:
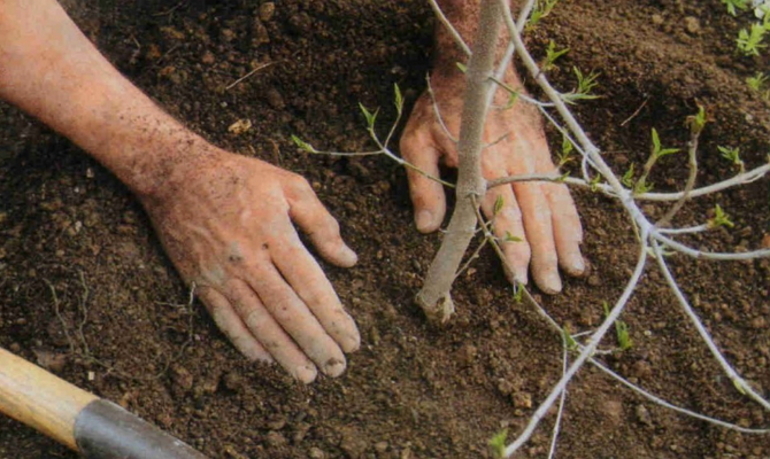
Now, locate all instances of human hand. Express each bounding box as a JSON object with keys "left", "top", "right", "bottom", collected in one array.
[
  {"left": 399, "top": 72, "right": 585, "bottom": 294},
  {"left": 141, "top": 148, "right": 359, "bottom": 383}
]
